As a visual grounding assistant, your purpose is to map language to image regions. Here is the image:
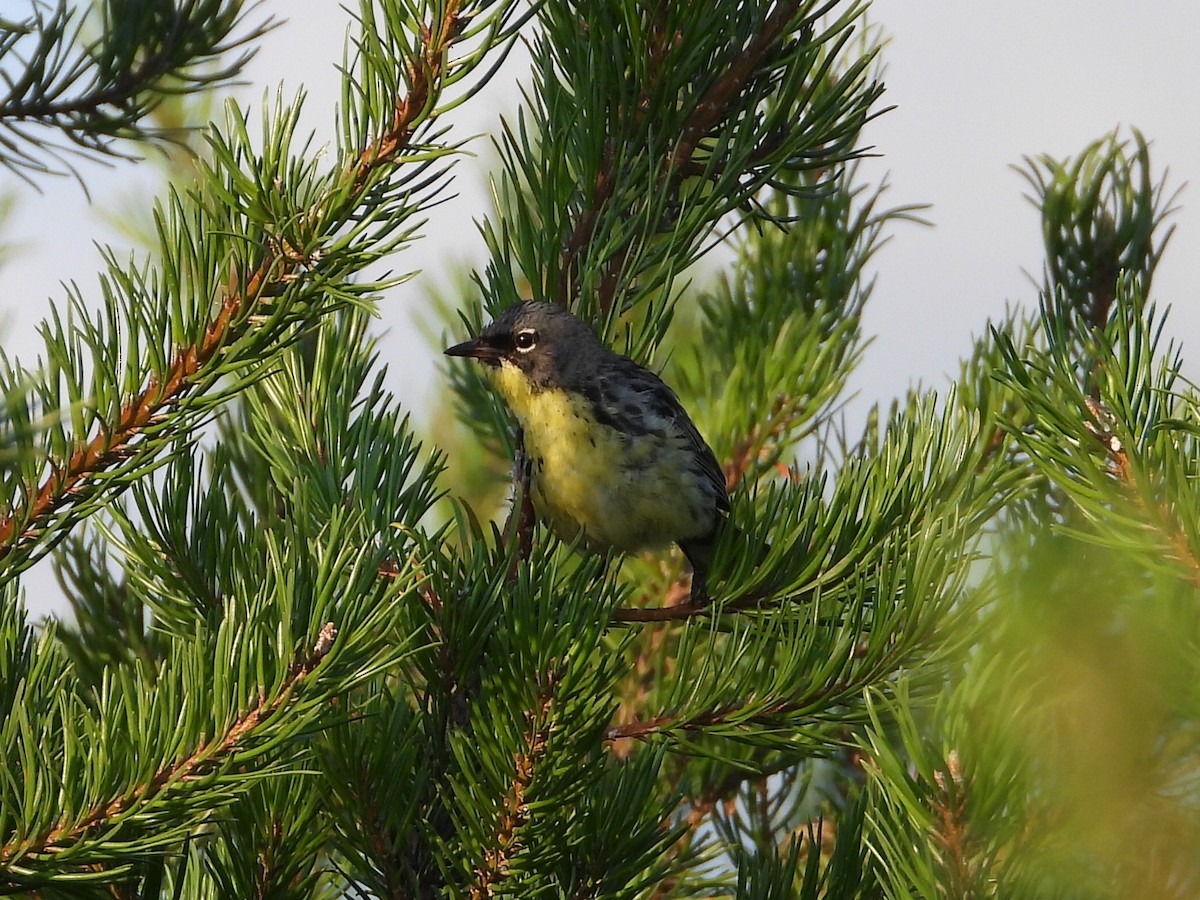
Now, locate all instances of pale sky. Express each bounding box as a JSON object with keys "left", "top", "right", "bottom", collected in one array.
[{"left": 3, "top": 1, "right": 1198, "bottom": 616}]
